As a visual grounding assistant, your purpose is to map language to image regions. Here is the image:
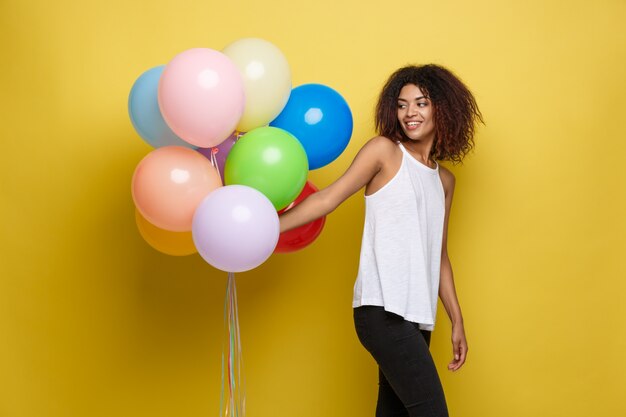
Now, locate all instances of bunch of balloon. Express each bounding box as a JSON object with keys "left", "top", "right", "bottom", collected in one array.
[
  {"left": 128, "top": 40, "right": 293, "bottom": 263},
  {"left": 127, "top": 38, "right": 290, "bottom": 417},
  {"left": 127, "top": 37, "right": 353, "bottom": 417}
]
